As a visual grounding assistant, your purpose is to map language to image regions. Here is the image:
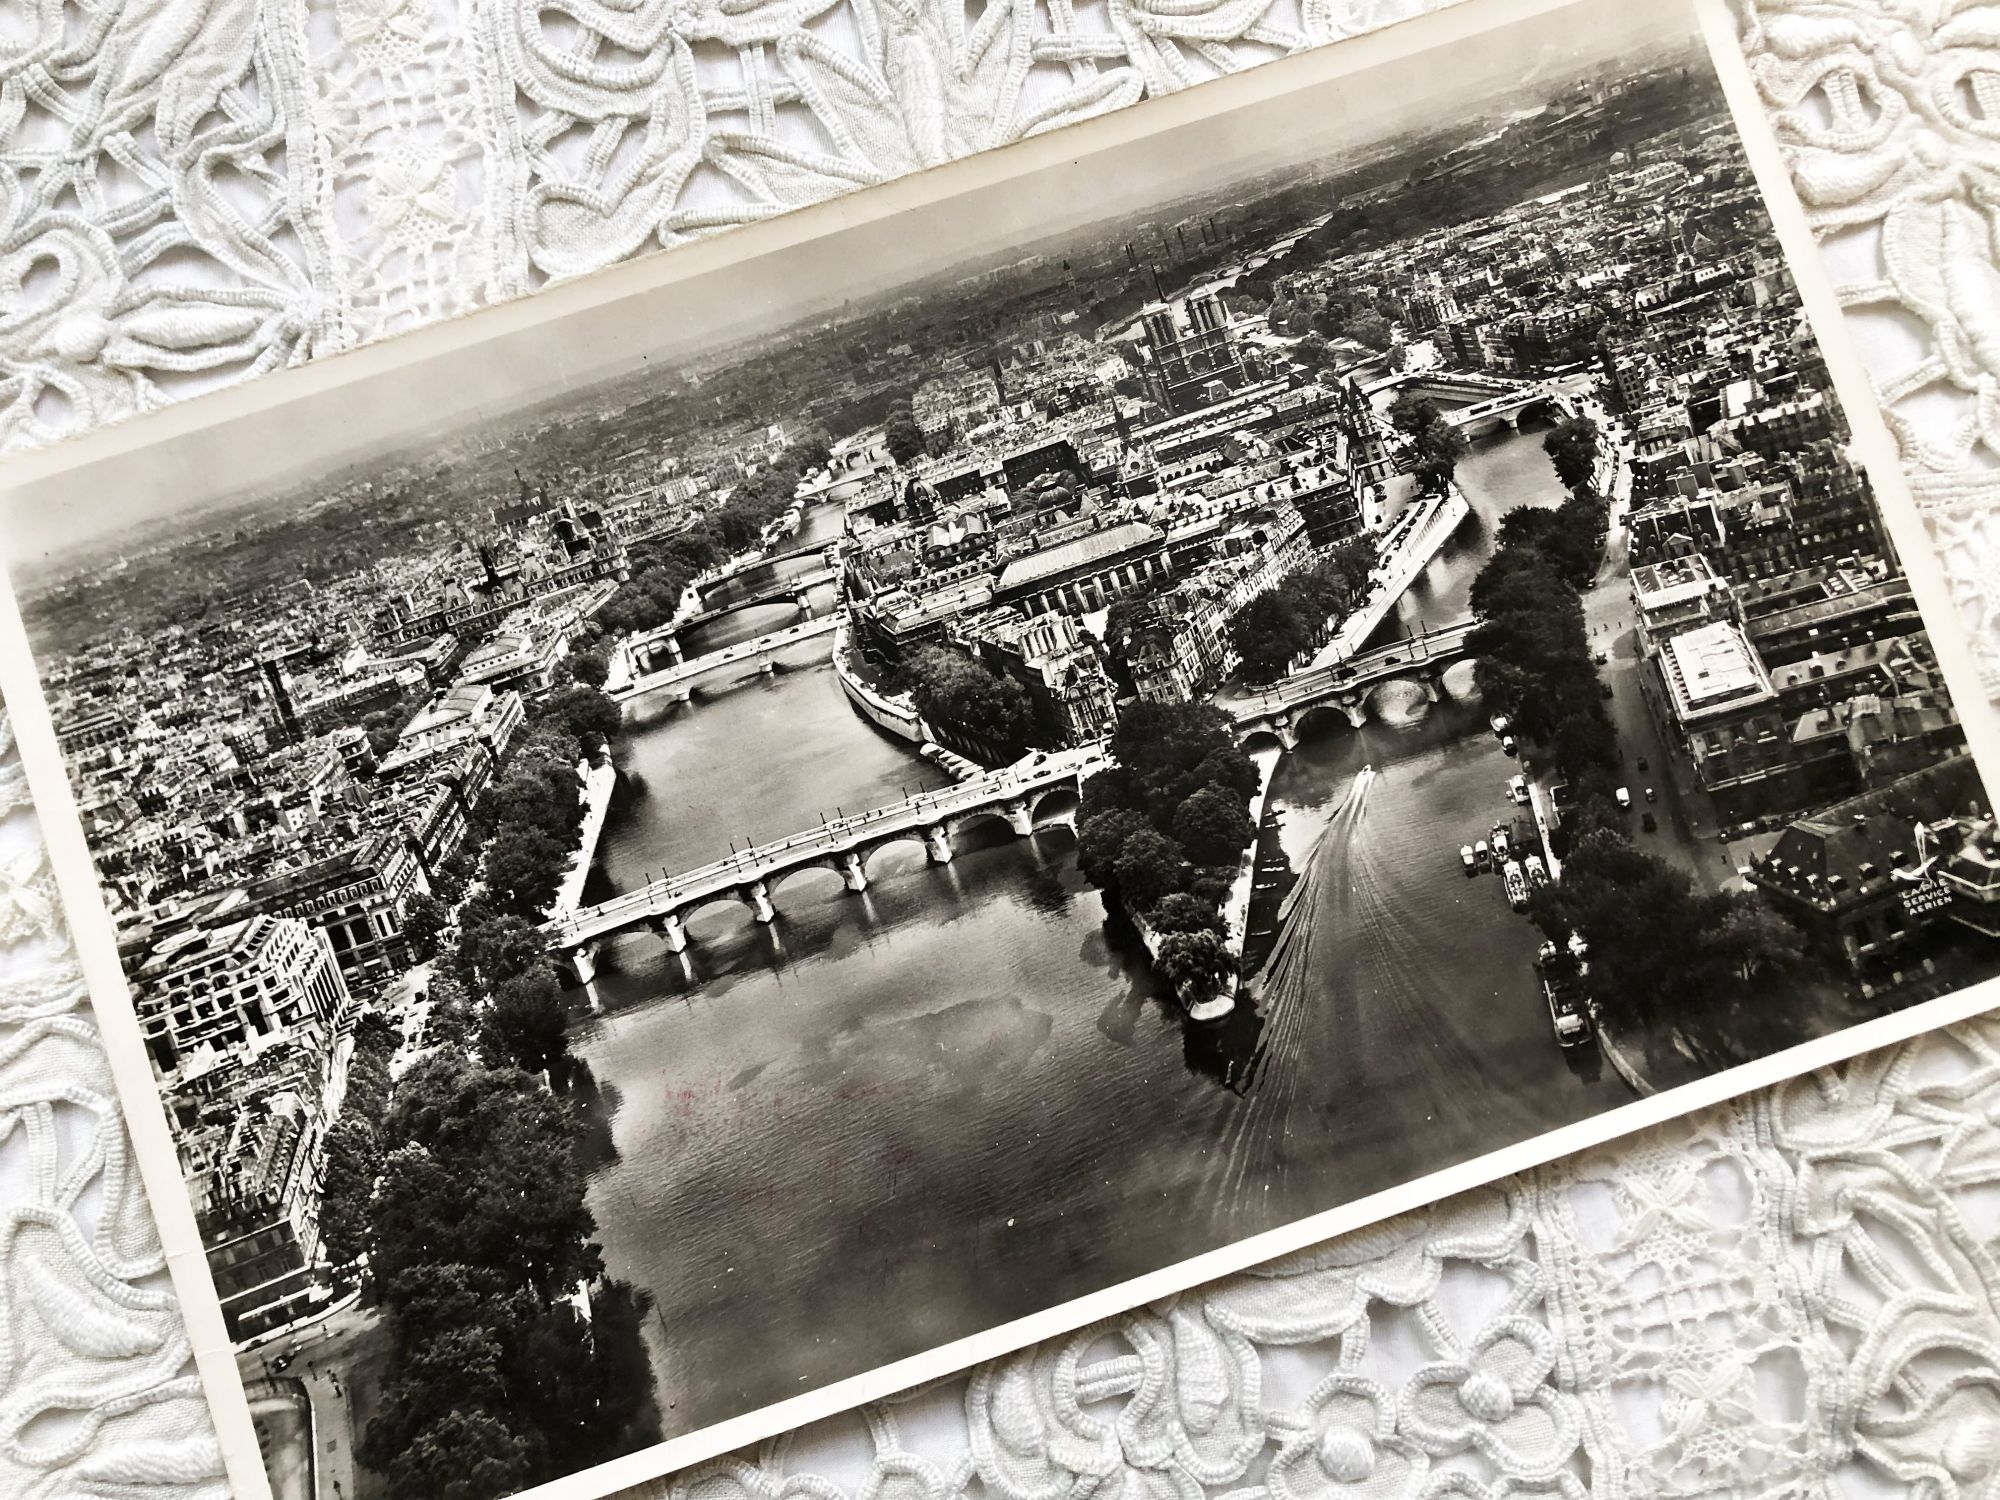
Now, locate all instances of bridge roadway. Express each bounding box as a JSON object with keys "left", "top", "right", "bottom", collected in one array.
[
  {"left": 698, "top": 539, "right": 837, "bottom": 594},
  {"left": 1227, "top": 618, "right": 1479, "bottom": 746},
  {"left": 1360, "top": 367, "right": 1524, "bottom": 401},
  {"left": 608, "top": 614, "right": 838, "bottom": 702},
  {"left": 1358, "top": 368, "right": 1581, "bottom": 433},
  {"left": 548, "top": 744, "right": 1105, "bottom": 963},
  {"left": 624, "top": 566, "right": 834, "bottom": 660}
]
